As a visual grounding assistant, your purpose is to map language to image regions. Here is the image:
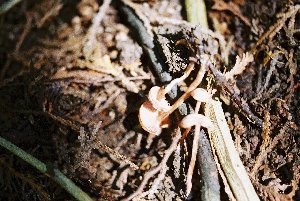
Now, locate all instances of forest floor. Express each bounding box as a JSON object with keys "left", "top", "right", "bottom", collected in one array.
[{"left": 0, "top": 0, "right": 299, "bottom": 200}]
